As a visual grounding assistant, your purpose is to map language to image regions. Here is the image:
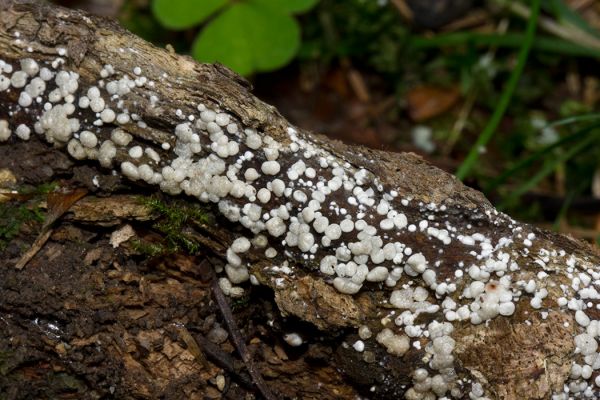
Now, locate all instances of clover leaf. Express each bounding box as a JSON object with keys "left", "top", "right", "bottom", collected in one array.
[
  {"left": 152, "top": 0, "right": 227, "bottom": 30},
  {"left": 251, "top": 0, "right": 319, "bottom": 13},
  {"left": 152, "top": 0, "right": 319, "bottom": 75}
]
